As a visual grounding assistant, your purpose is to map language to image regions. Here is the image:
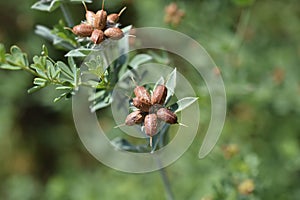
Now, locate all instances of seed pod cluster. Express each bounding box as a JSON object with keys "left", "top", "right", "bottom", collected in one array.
[
  {"left": 125, "top": 83, "right": 178, "bottom": 146},
  {"left": 66, "top": 1, "right": 126, "bottom": 44}
]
